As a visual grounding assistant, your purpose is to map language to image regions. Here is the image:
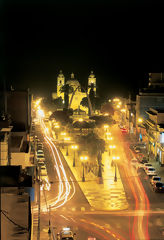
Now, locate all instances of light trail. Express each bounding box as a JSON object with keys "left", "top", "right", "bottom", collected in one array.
[
  {"left": 39, "top": 119, "right": 76, "bottom": 211},
  {"left": 117, "top": 127, "right": 150, "bottom": 240}
]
